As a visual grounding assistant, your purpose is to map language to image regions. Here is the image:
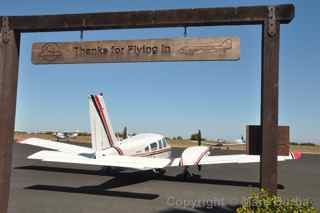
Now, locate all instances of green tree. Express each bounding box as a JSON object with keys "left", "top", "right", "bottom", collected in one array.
[{"left": 190, "top": 133, "right": 200, "bottom": 141}]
